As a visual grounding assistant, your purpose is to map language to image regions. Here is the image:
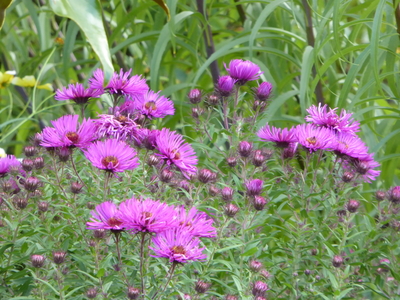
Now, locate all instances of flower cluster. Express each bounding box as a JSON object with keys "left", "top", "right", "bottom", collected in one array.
[{"left": 86, "top": 198, "right": 216, "bottom": 264}]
